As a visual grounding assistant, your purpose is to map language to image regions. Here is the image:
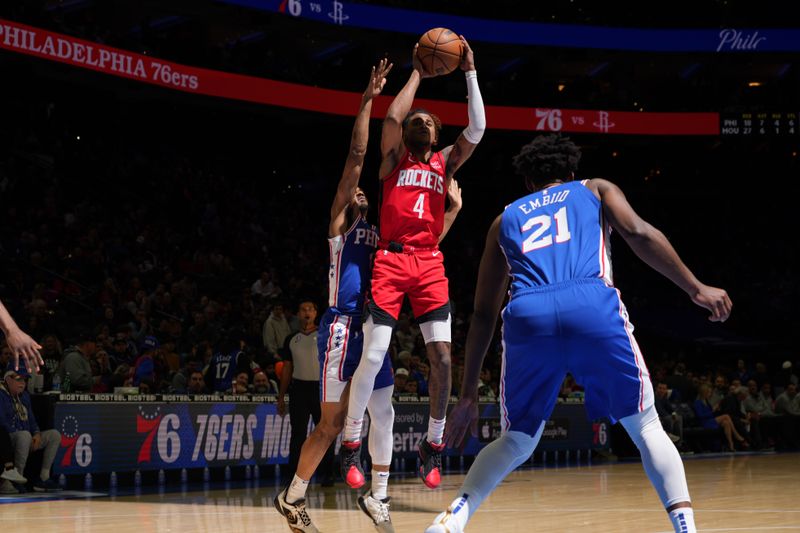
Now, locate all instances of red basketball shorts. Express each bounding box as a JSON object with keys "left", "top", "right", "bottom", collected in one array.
[{"left": 369, "top": 248, "right": 449, "bottom": 322}]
